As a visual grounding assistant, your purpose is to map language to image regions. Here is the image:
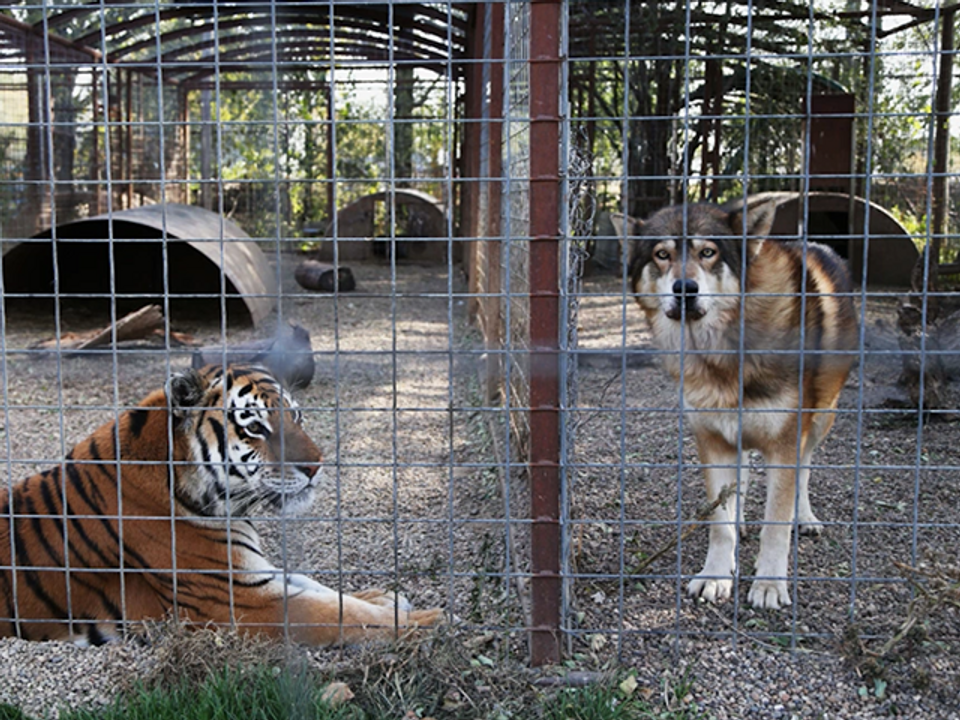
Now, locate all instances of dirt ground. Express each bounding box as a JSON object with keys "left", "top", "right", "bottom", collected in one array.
[{"left": 0, "top": 255, "right": 957, "bottom": 717}]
